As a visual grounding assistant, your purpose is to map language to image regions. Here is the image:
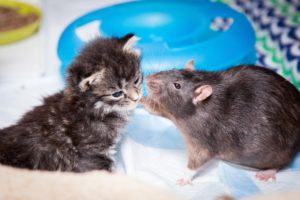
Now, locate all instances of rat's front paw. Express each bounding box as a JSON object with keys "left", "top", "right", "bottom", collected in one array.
[
  {"left": 176, "top": 178, "right": 193, "bottom": 186},
  {"left": 176, "top": 167, "right": 197, "bottom": 186}
]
